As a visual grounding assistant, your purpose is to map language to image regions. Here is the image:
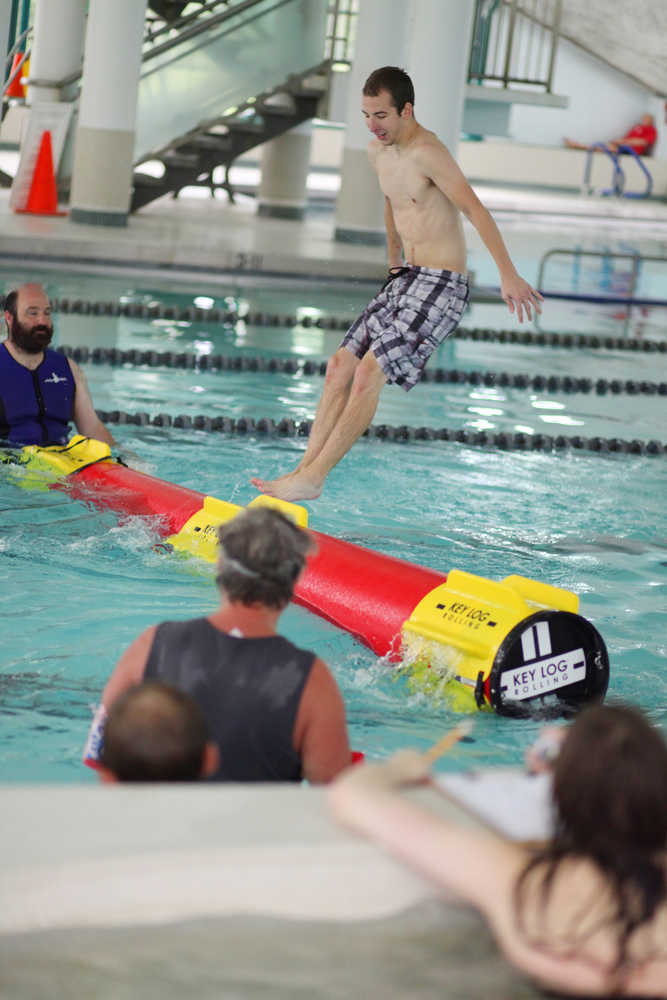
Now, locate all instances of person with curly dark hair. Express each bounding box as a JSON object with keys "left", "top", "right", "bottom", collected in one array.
[{"left": 330, "top": 703, "right": 667, "bottom": 997}]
